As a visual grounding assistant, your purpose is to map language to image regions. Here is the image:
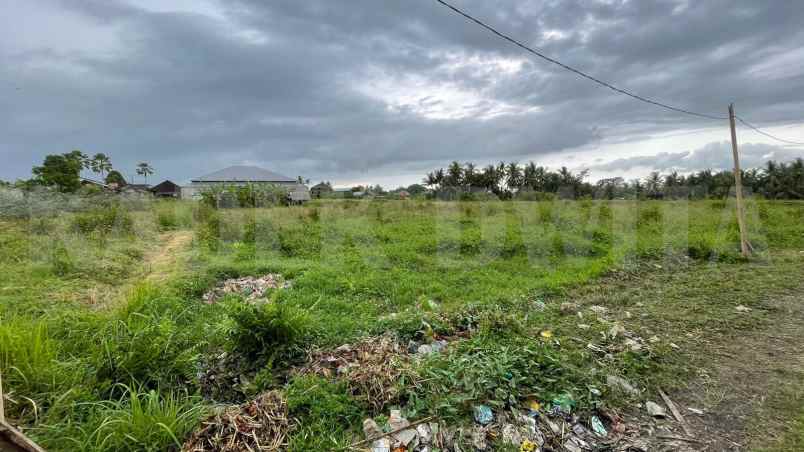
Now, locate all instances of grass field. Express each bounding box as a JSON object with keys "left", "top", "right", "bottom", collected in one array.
[{"left": 1, "top": 197, "right": 803, "bottom": 450}]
